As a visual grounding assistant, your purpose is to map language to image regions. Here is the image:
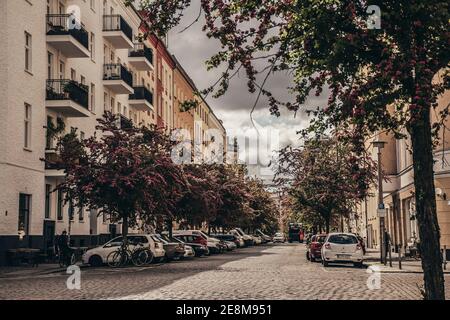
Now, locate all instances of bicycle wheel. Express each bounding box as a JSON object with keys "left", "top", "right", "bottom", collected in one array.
[
  {"left": 107, "top": 250, "right": 127, "bottom": 268},
  {"left": 145, "top": 250, "right": 154, "bottom": 264},
  {"left": 132, "top": 249, "right": 148, "bottom": 266}
]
